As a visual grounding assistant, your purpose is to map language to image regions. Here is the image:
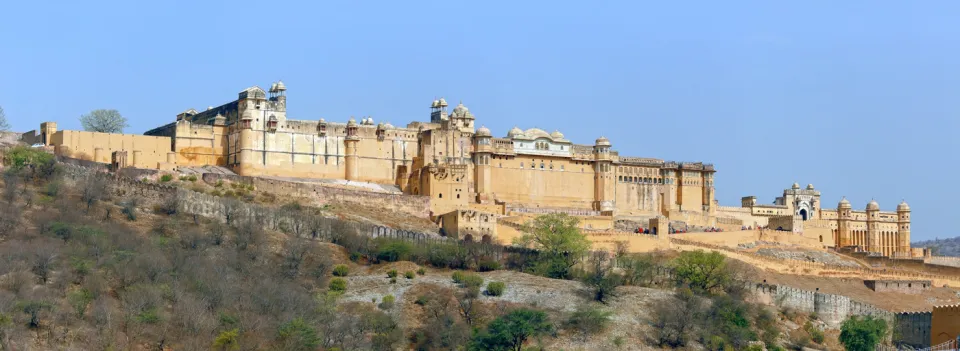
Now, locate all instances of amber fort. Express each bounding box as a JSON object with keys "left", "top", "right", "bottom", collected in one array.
[{"left": 20, "top": 81, "right": 923, "bottom": 258}]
